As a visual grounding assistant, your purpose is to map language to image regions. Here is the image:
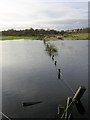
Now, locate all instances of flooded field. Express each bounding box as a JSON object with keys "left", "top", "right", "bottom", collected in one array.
[{"left": 1, "top": 39, "right": 88, "bottom": 119}]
